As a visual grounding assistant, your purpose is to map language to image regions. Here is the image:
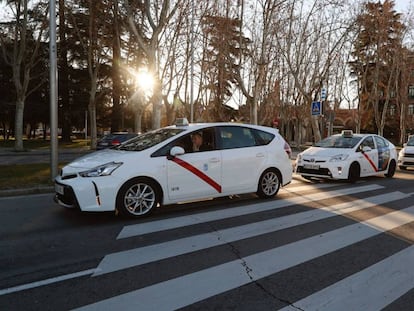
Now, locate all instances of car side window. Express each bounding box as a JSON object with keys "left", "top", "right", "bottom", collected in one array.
[
  {"left": 152, "top": 128, "right": 216, "bottom": 156},
  {"left": 251, "top": 128, "right": 274, "bottom": 146},
  {"left": 218, "top": 126, "right": 257, "bottom": 149},
  {"left": 374, "top": 136, "right": 387, "bottom": 149},
  {"left": 359, "top": 136, "right": 375, "bottom": 151}
]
